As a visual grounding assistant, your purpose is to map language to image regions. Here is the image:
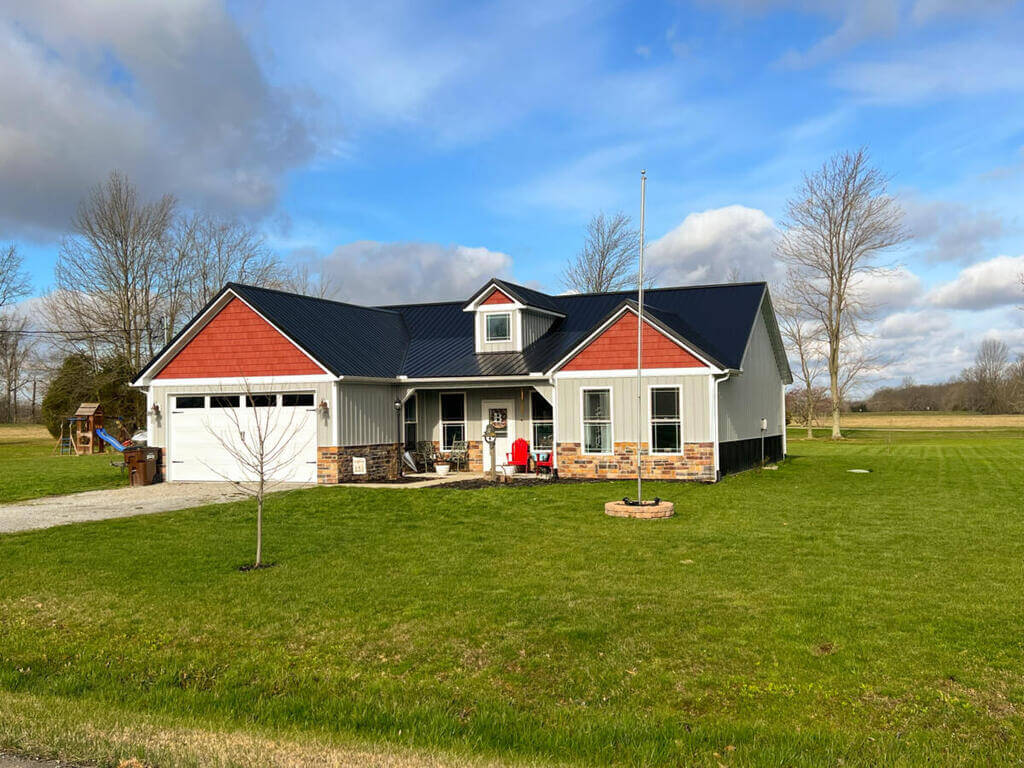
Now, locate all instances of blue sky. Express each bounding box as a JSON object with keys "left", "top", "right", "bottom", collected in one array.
[{"left": 1, "top": 0, "right": 1023, "bottom": 388}]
